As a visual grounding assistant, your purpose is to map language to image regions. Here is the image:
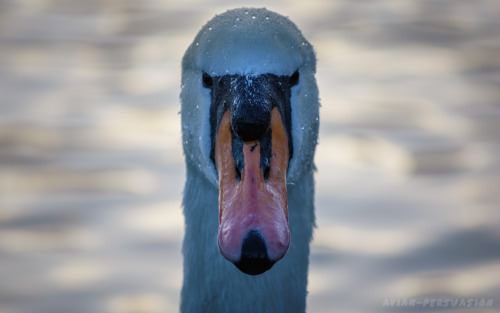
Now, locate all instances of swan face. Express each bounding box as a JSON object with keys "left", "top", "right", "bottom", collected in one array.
[{"left": 181, "top": 8, "right": 319, "bottom": 275}]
